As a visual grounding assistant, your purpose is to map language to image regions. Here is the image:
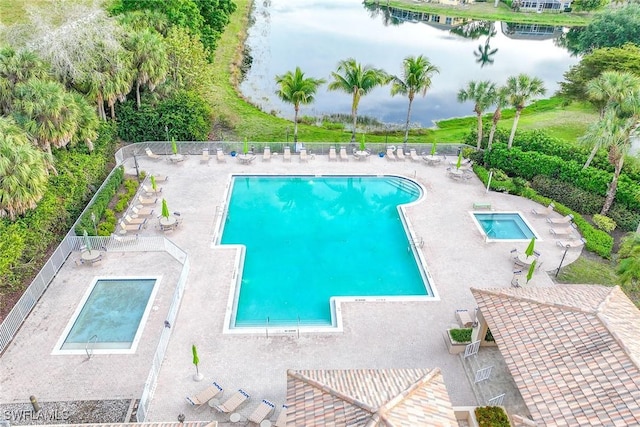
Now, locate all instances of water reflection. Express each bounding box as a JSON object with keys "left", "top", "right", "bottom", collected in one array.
[{"left": 239, "top": 0, "right": 579, "bottom": 127}]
